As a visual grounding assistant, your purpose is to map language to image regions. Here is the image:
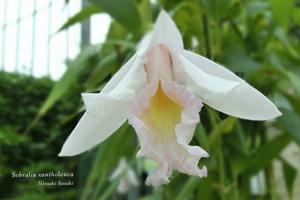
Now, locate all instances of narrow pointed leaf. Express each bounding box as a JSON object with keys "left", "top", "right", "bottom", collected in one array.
[
  {"left": 58, "top": 5, "right": 101, "bottom": 32},
  {"left": 89, "top": 0, "right": 142, "bottom": 32},
  {"left": 209, "top": 117, "right": 236, "bottom": 148},
  {"left": 138, "top": 0, "right": 152, "bottom": 30},
  {"left": 281, "top": 158, "right": 297, "bottom": 197},
  {"left": 175, "top": 177, "right": 198, "bottom": 200},
  {"left": 233, "top": 134, "right": 291, "bottom": 175},
  {"left": 277, "top": 109, "right": 300, "bottom": 146},
  {"left": 269, "top": 0, "right": 294, "bottom": 28}
]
